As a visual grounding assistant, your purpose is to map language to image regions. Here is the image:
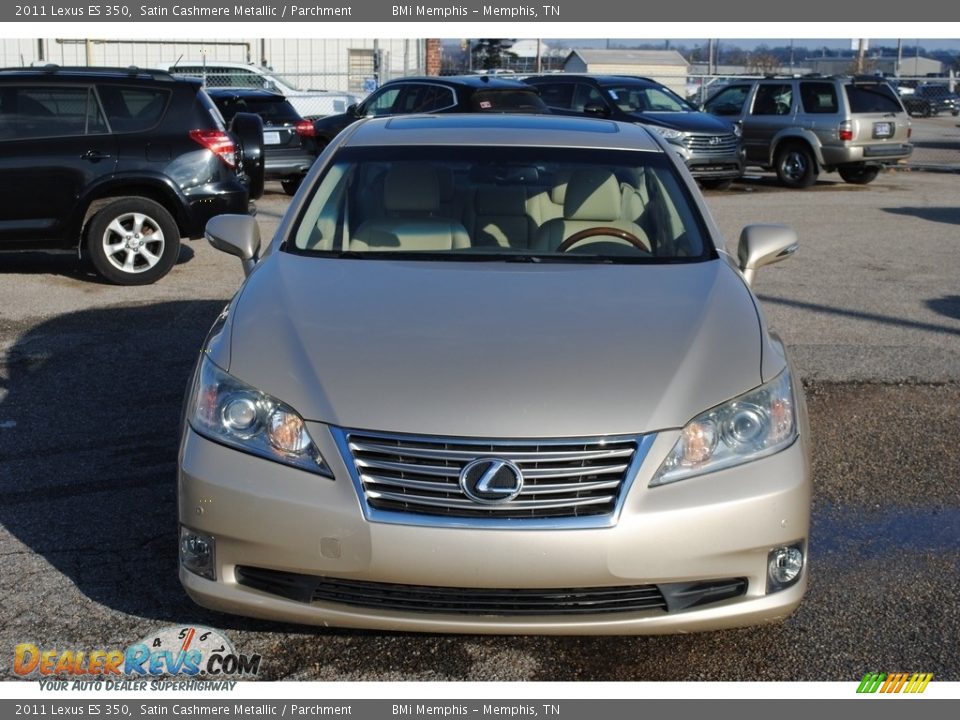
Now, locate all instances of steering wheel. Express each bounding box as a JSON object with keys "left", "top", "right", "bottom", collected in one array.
[{"left": 556, "top": 227, "right": 650, "bottom": 253}]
